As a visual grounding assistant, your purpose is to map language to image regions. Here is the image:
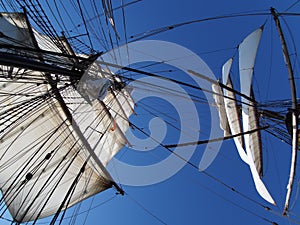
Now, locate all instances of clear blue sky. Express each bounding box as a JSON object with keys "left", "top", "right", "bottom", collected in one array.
[{"left": 1, "top": 0, "right": 300, "bottom": 225}]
